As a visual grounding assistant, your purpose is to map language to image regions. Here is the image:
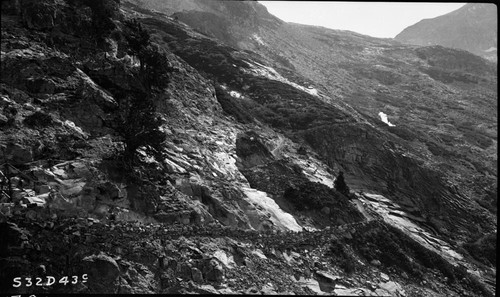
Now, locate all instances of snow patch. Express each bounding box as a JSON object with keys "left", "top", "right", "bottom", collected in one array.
[
  {"left": 306, "top": 87, "right": 318, "bottom": 96},
  {"left": 484, "top": 47, "right": 497, "bottom": 52},
  {"left": 241, "top": 61, "right": 320, "bottom": 97},
  {"left": 378, "top": 112, "right": 395, "bottom": 127},
  {"left": 242, "top": 187, "right": 302, "bottom": 232}
]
